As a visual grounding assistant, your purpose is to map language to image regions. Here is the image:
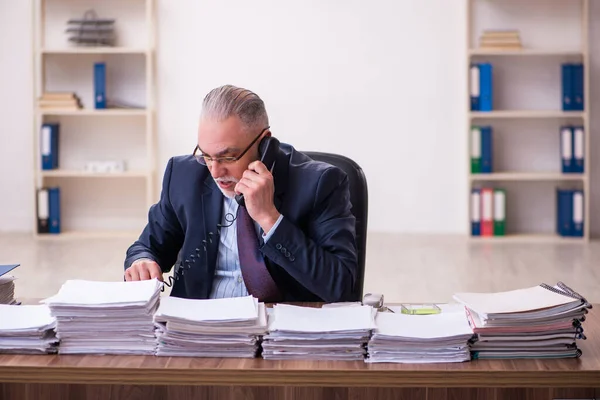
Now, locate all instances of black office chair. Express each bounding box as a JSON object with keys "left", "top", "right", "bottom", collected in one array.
[{"left": 302, "top": 151, "right": 368, "bottom": 301}]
